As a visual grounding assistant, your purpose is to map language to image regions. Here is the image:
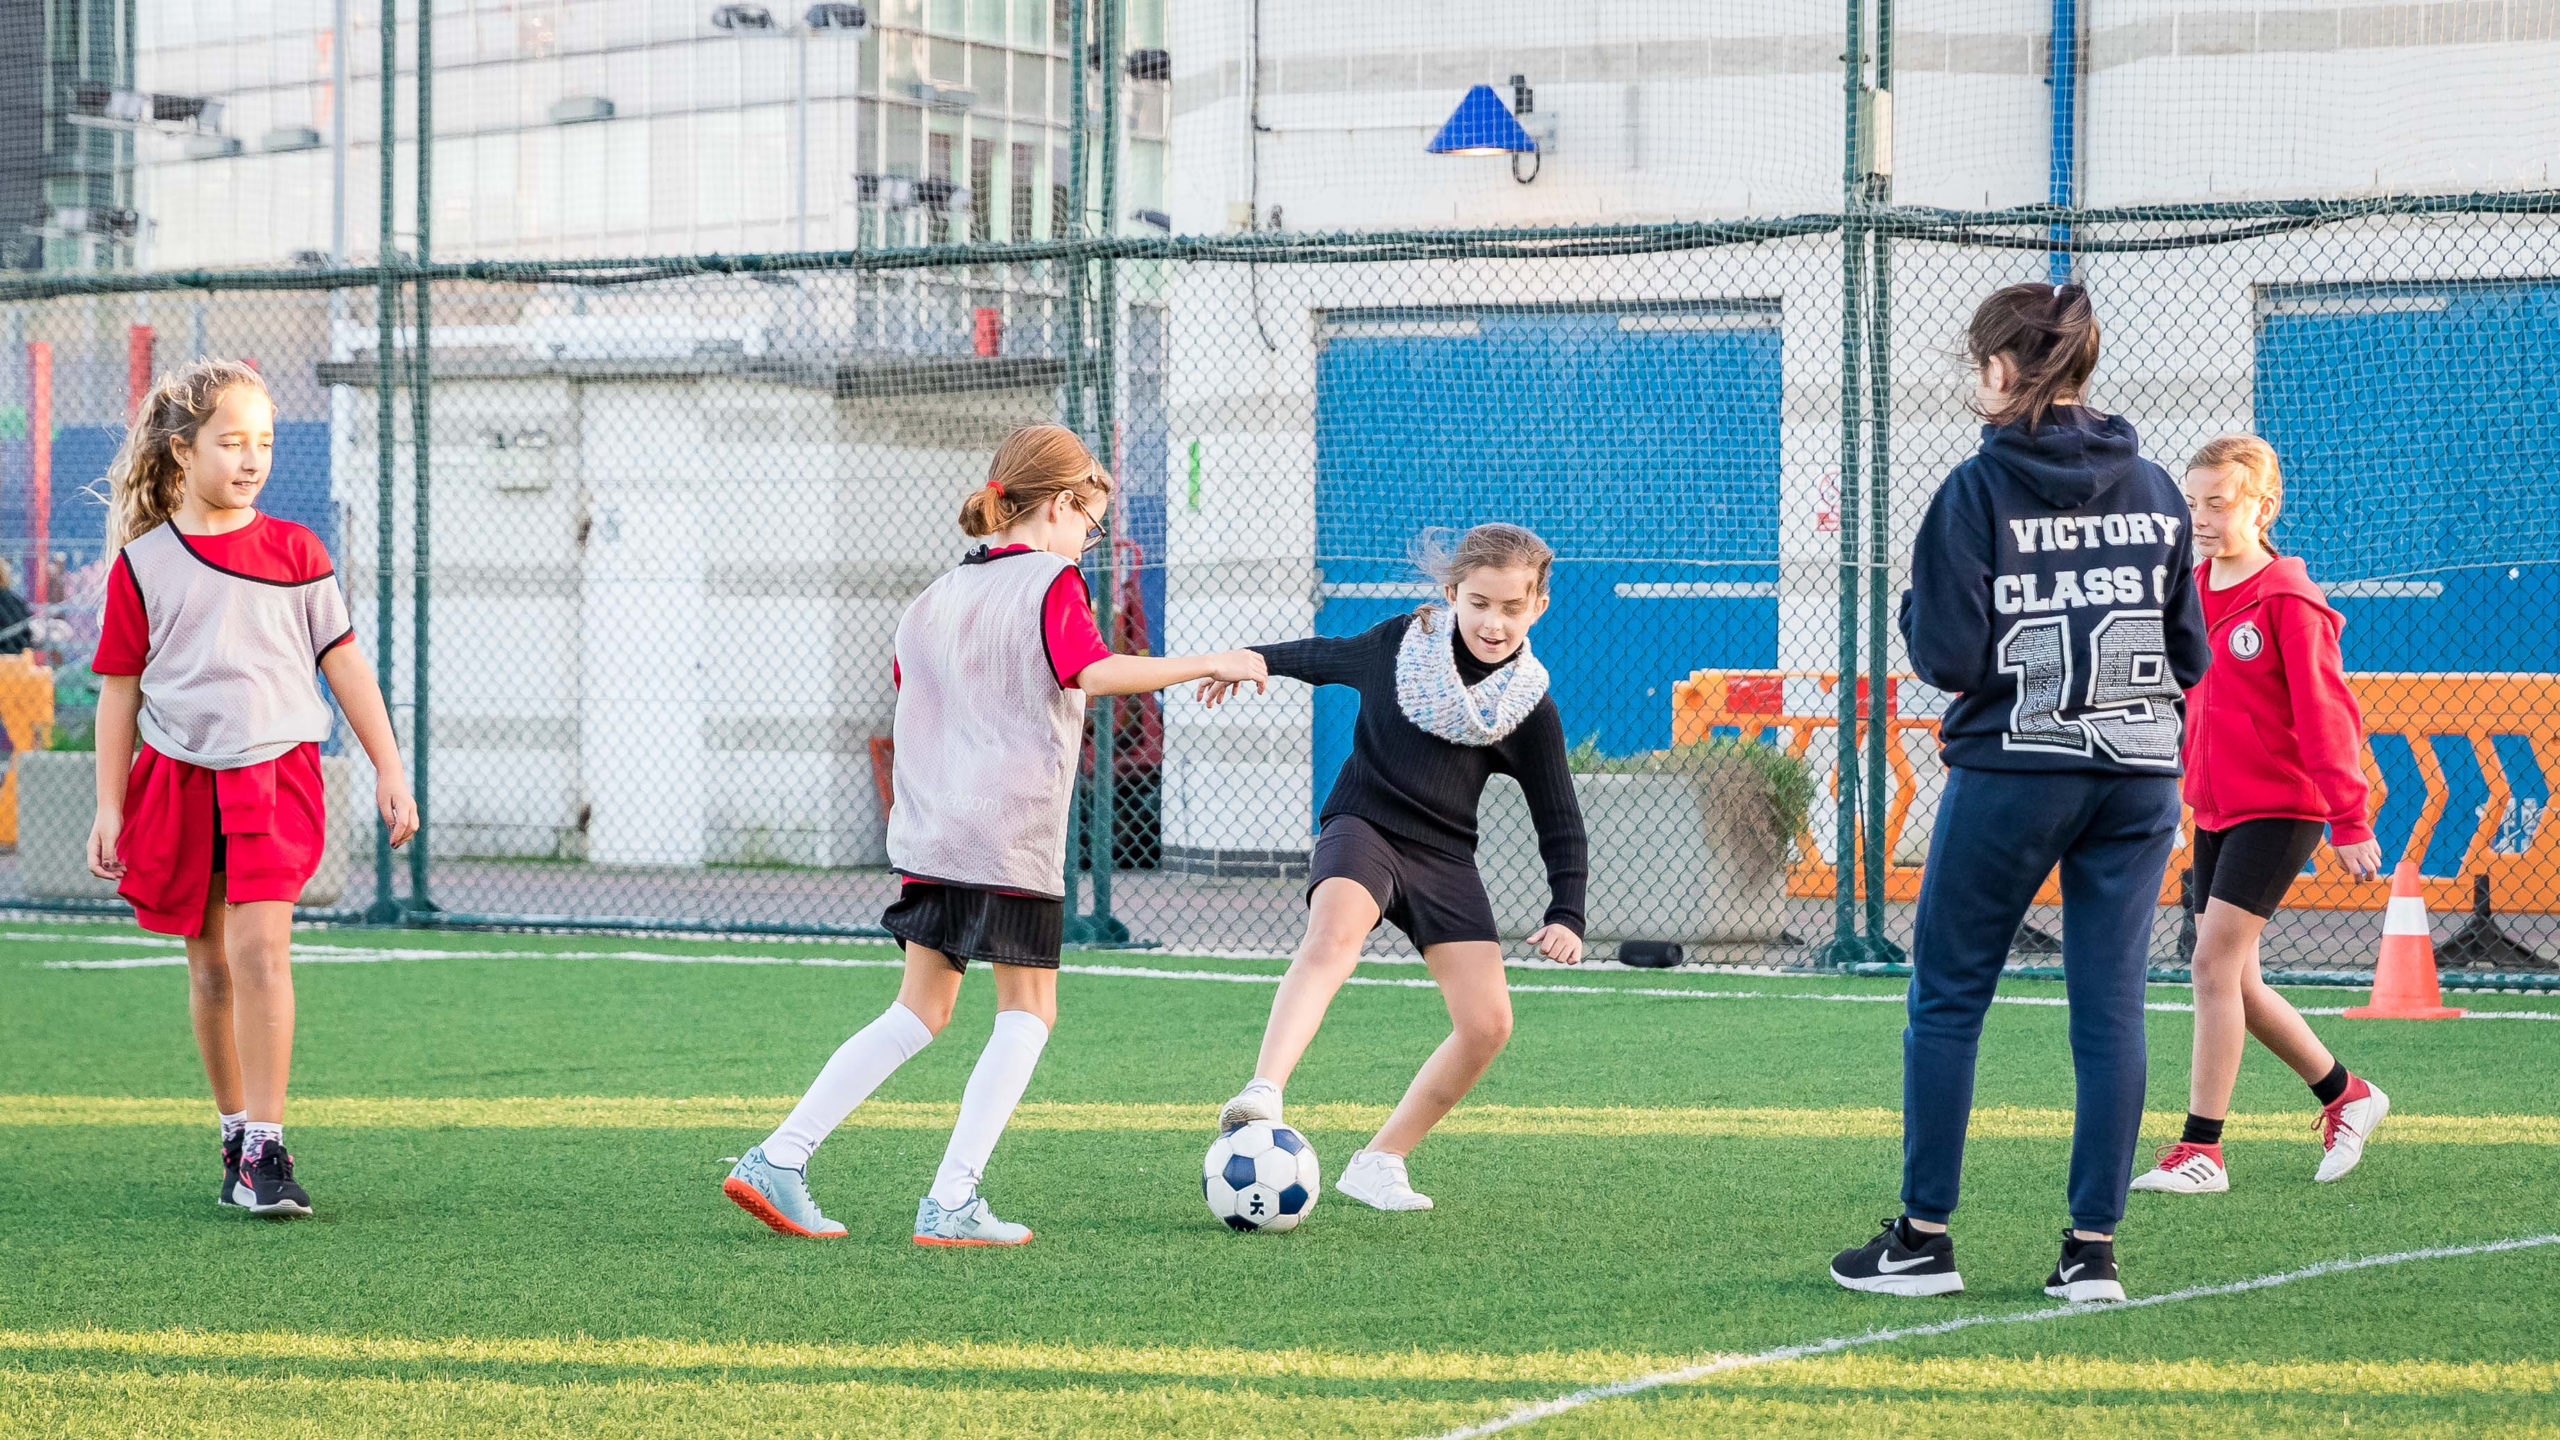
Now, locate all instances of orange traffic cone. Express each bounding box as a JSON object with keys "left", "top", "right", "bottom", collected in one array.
[{"left": 2346, "top": 862, "right": 2464, "bottom": 1019}]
